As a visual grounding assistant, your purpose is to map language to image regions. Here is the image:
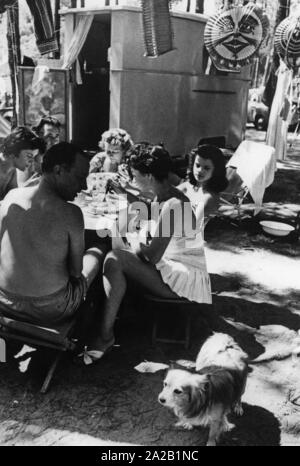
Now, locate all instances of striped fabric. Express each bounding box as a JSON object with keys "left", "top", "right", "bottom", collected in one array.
[
  {"left": 141, "top": 0, "right": 174, "bottom": 57},
  {"left": 26, "top": 0, "right": 58, "bottom": 55}
]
